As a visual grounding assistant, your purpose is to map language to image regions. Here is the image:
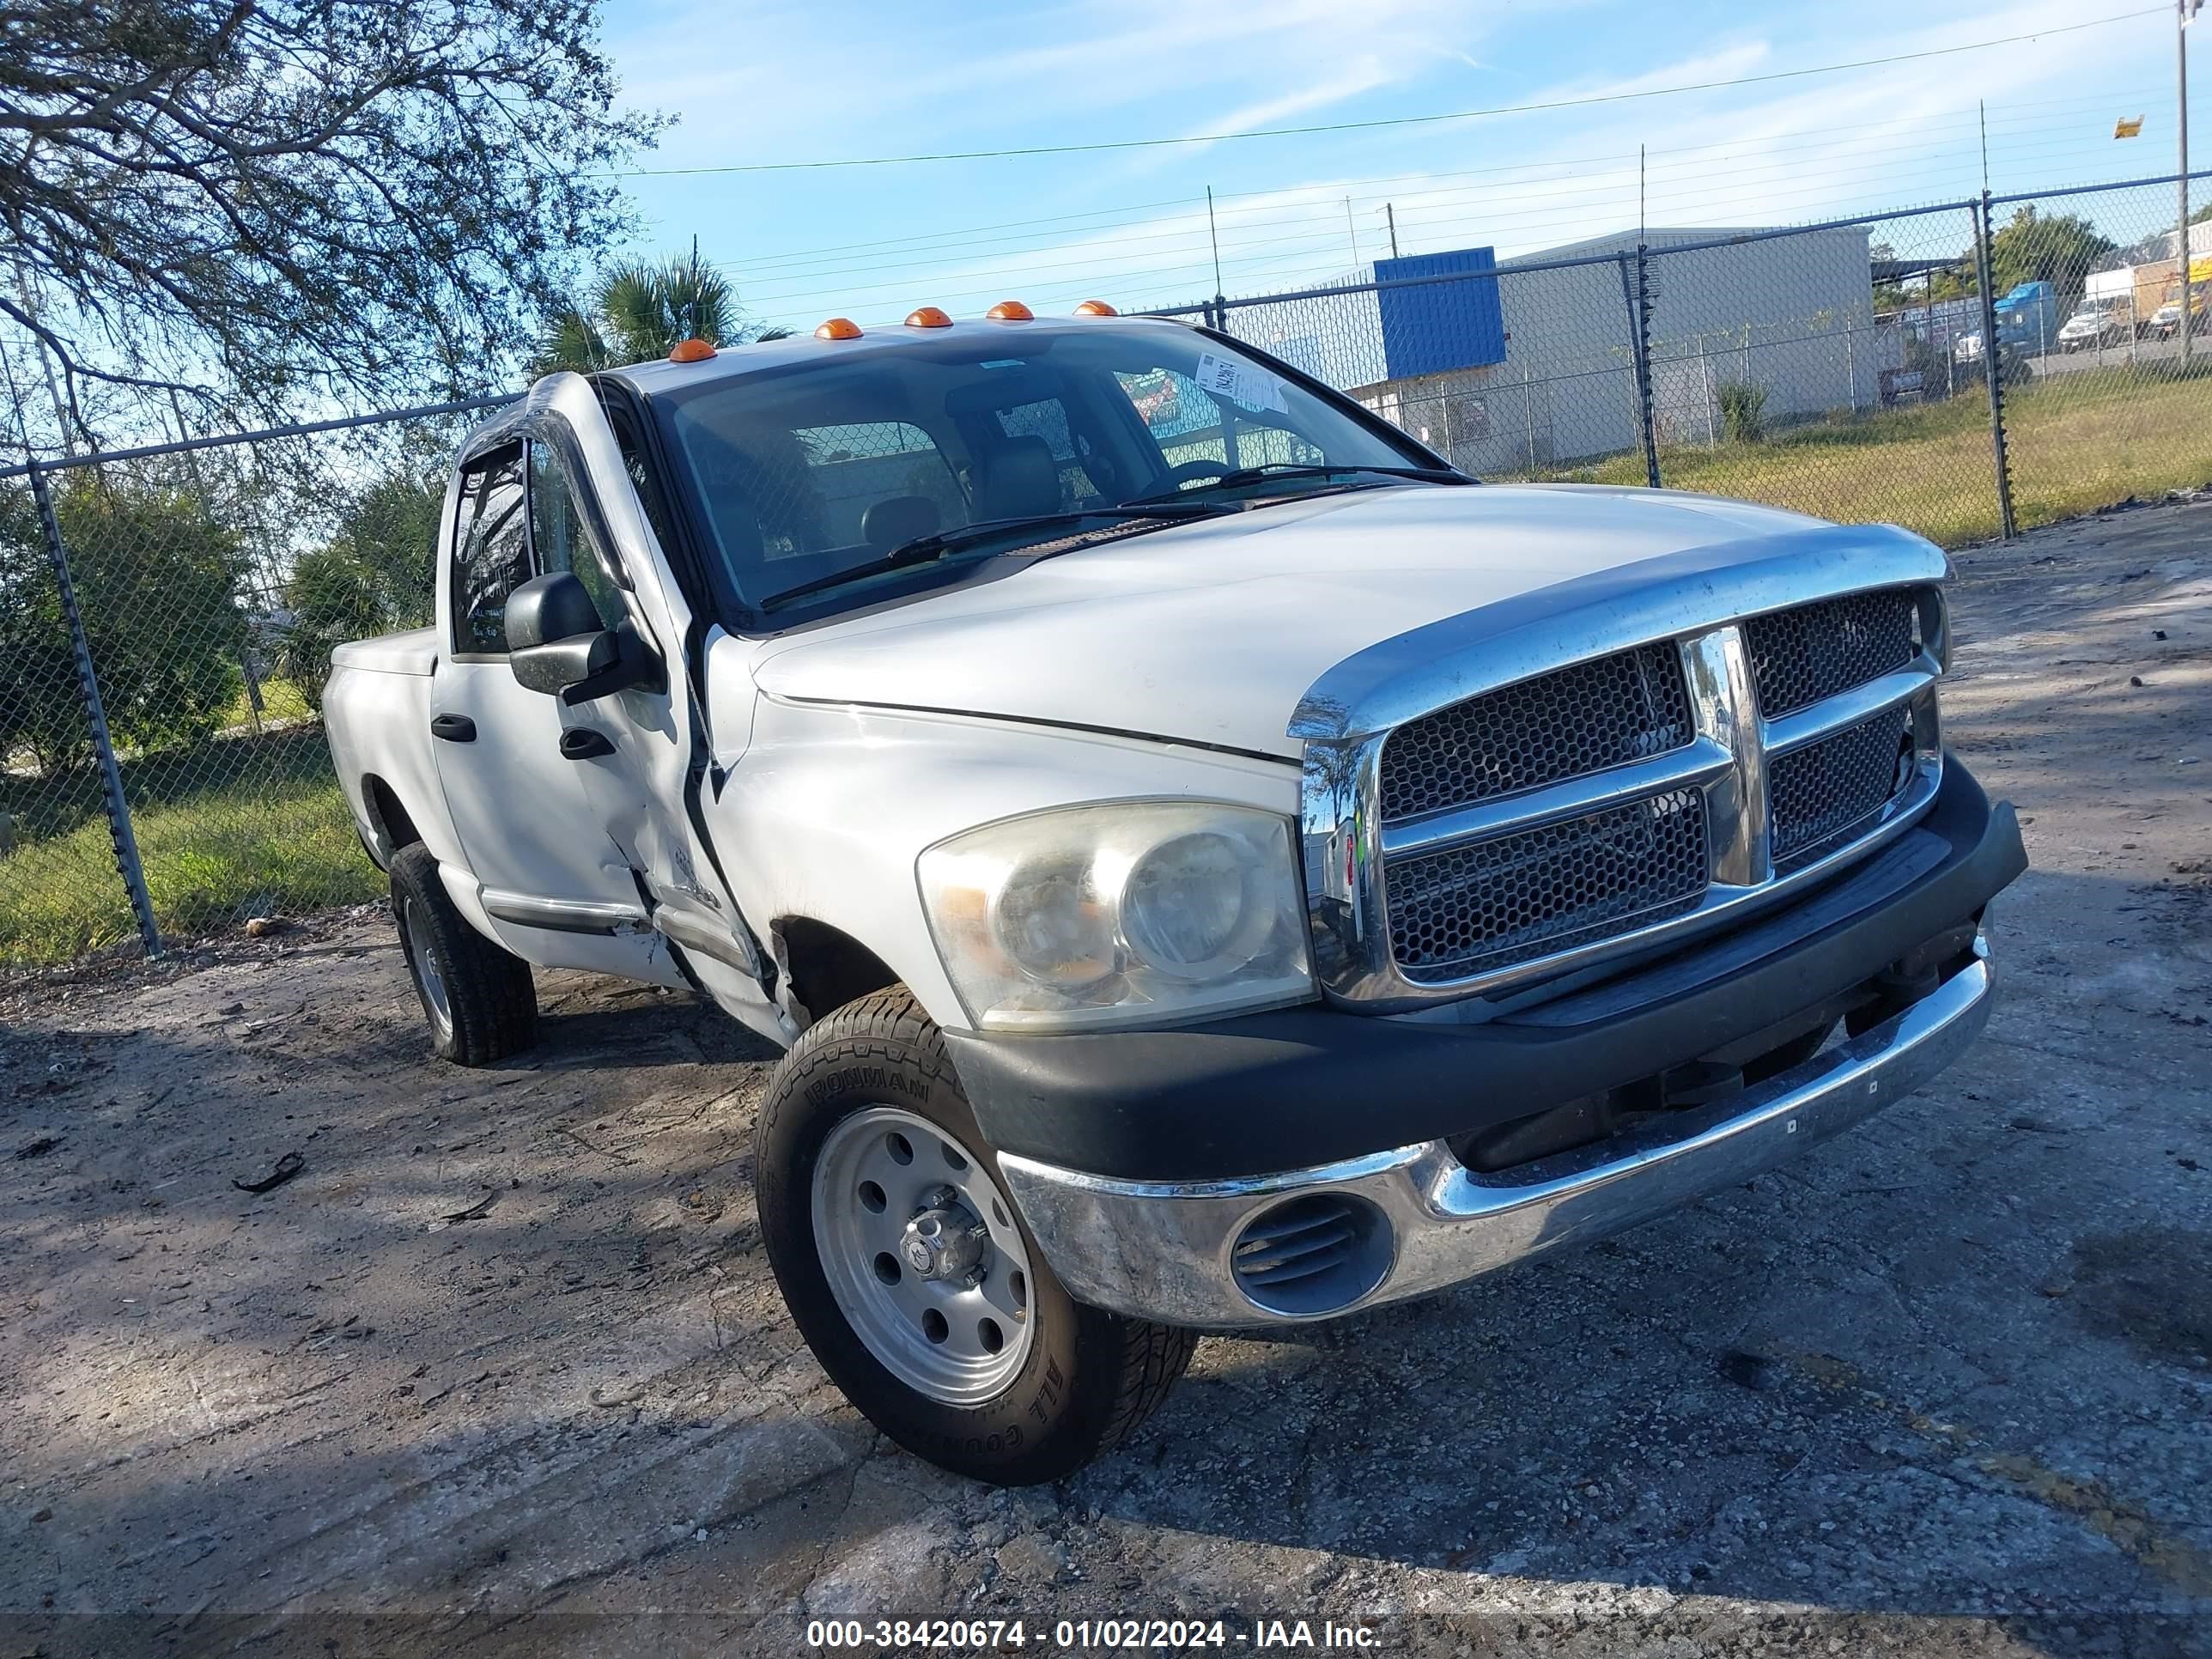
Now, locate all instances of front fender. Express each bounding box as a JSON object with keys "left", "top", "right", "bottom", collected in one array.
[{"left": 714, "top": 696, "right": 1302, "bottom": 1034}]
